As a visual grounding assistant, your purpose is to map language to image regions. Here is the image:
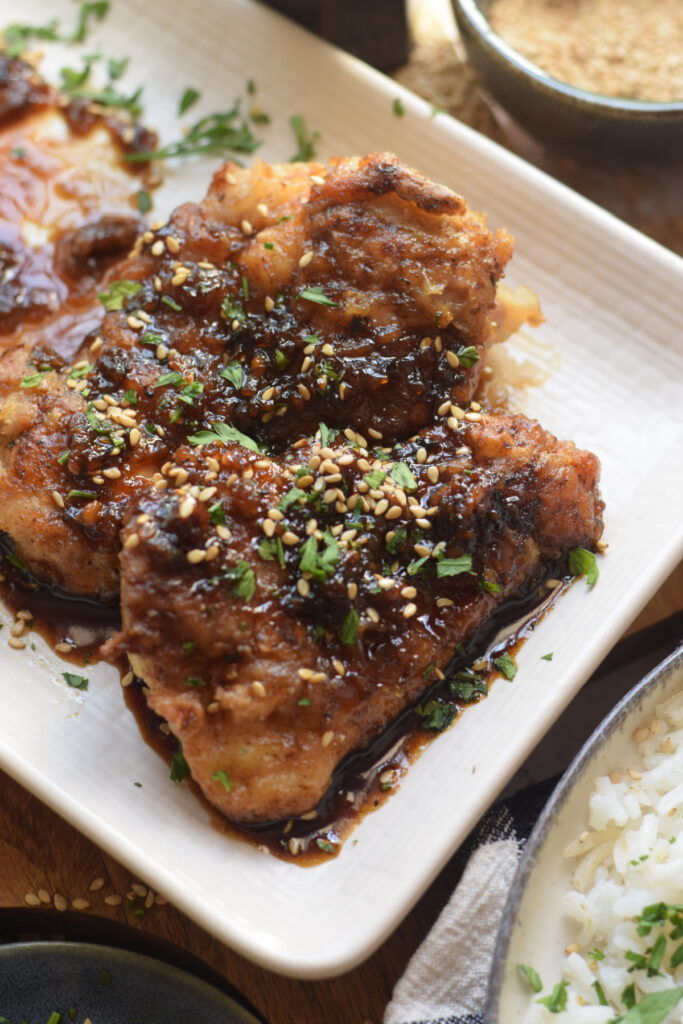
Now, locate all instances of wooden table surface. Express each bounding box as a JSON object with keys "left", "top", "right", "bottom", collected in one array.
[{"left": 2, "top": 4, "right": 682, "bottom": 1023}]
